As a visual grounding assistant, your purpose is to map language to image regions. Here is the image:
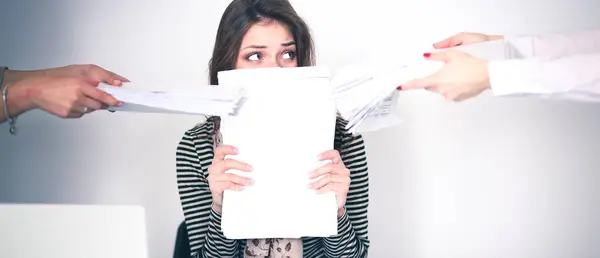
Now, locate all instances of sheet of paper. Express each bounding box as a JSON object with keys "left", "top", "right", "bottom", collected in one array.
[
  {"left": 331, "top": 63, "right": 437, "bottom": 134},
  {"left": 351, "top": 91, "right": 403, "bottom": 133},
  {"left": 332, "top": 39, "right": 511, "bottom": 134},
  {"left": 98, "top": 84, "right": 246, "bottom": 116},
  {"left": 217, "top": 67, "right": 338, "bottom": 239}
]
